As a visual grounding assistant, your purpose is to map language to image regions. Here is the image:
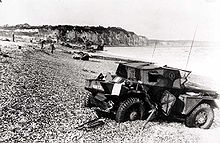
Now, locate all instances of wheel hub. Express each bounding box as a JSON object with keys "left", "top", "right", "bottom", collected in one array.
[
  {"left": 130, "top": 111, "right": 138, "bottom": 121},
  {"left": 196, "top": 111, "right": 207, "bottom": 125}
]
